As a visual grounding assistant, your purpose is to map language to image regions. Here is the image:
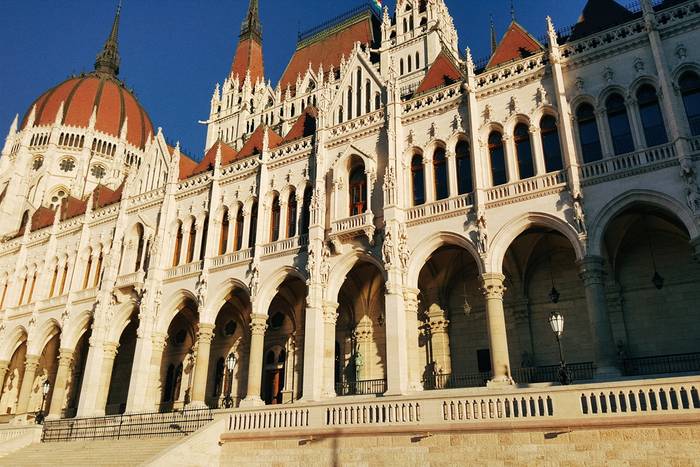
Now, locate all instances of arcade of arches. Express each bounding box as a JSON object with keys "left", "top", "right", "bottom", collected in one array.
[{"left": 1, "top": 208, "right": 699, "bottom": 418}]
